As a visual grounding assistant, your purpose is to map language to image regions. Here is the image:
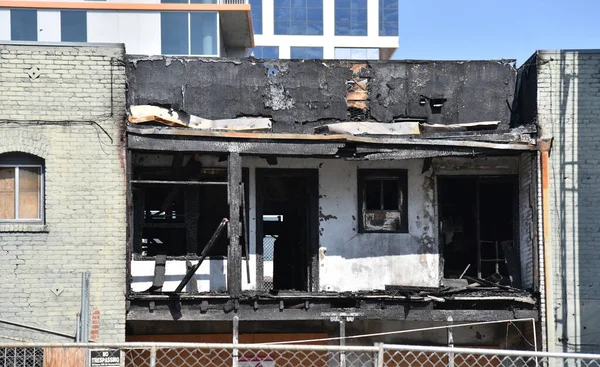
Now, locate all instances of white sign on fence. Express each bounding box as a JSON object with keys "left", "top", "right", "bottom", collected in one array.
[{"left": 89, "top": 349, "right": 121, "bottom": 367}]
